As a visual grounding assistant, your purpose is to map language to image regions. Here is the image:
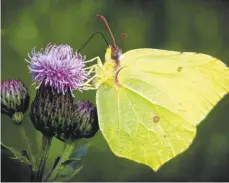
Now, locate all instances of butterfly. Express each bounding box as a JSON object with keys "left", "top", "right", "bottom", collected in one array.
[{"left": 84, "top": 15, "right": 229, "bottom": 171}]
